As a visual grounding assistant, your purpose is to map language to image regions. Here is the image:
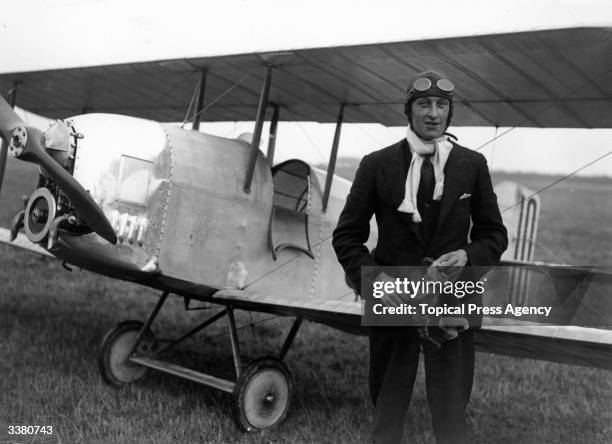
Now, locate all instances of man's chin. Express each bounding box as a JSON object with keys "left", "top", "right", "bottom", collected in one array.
[{"left": 418, "top": 130, "right": 444, "bottom": 140}]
